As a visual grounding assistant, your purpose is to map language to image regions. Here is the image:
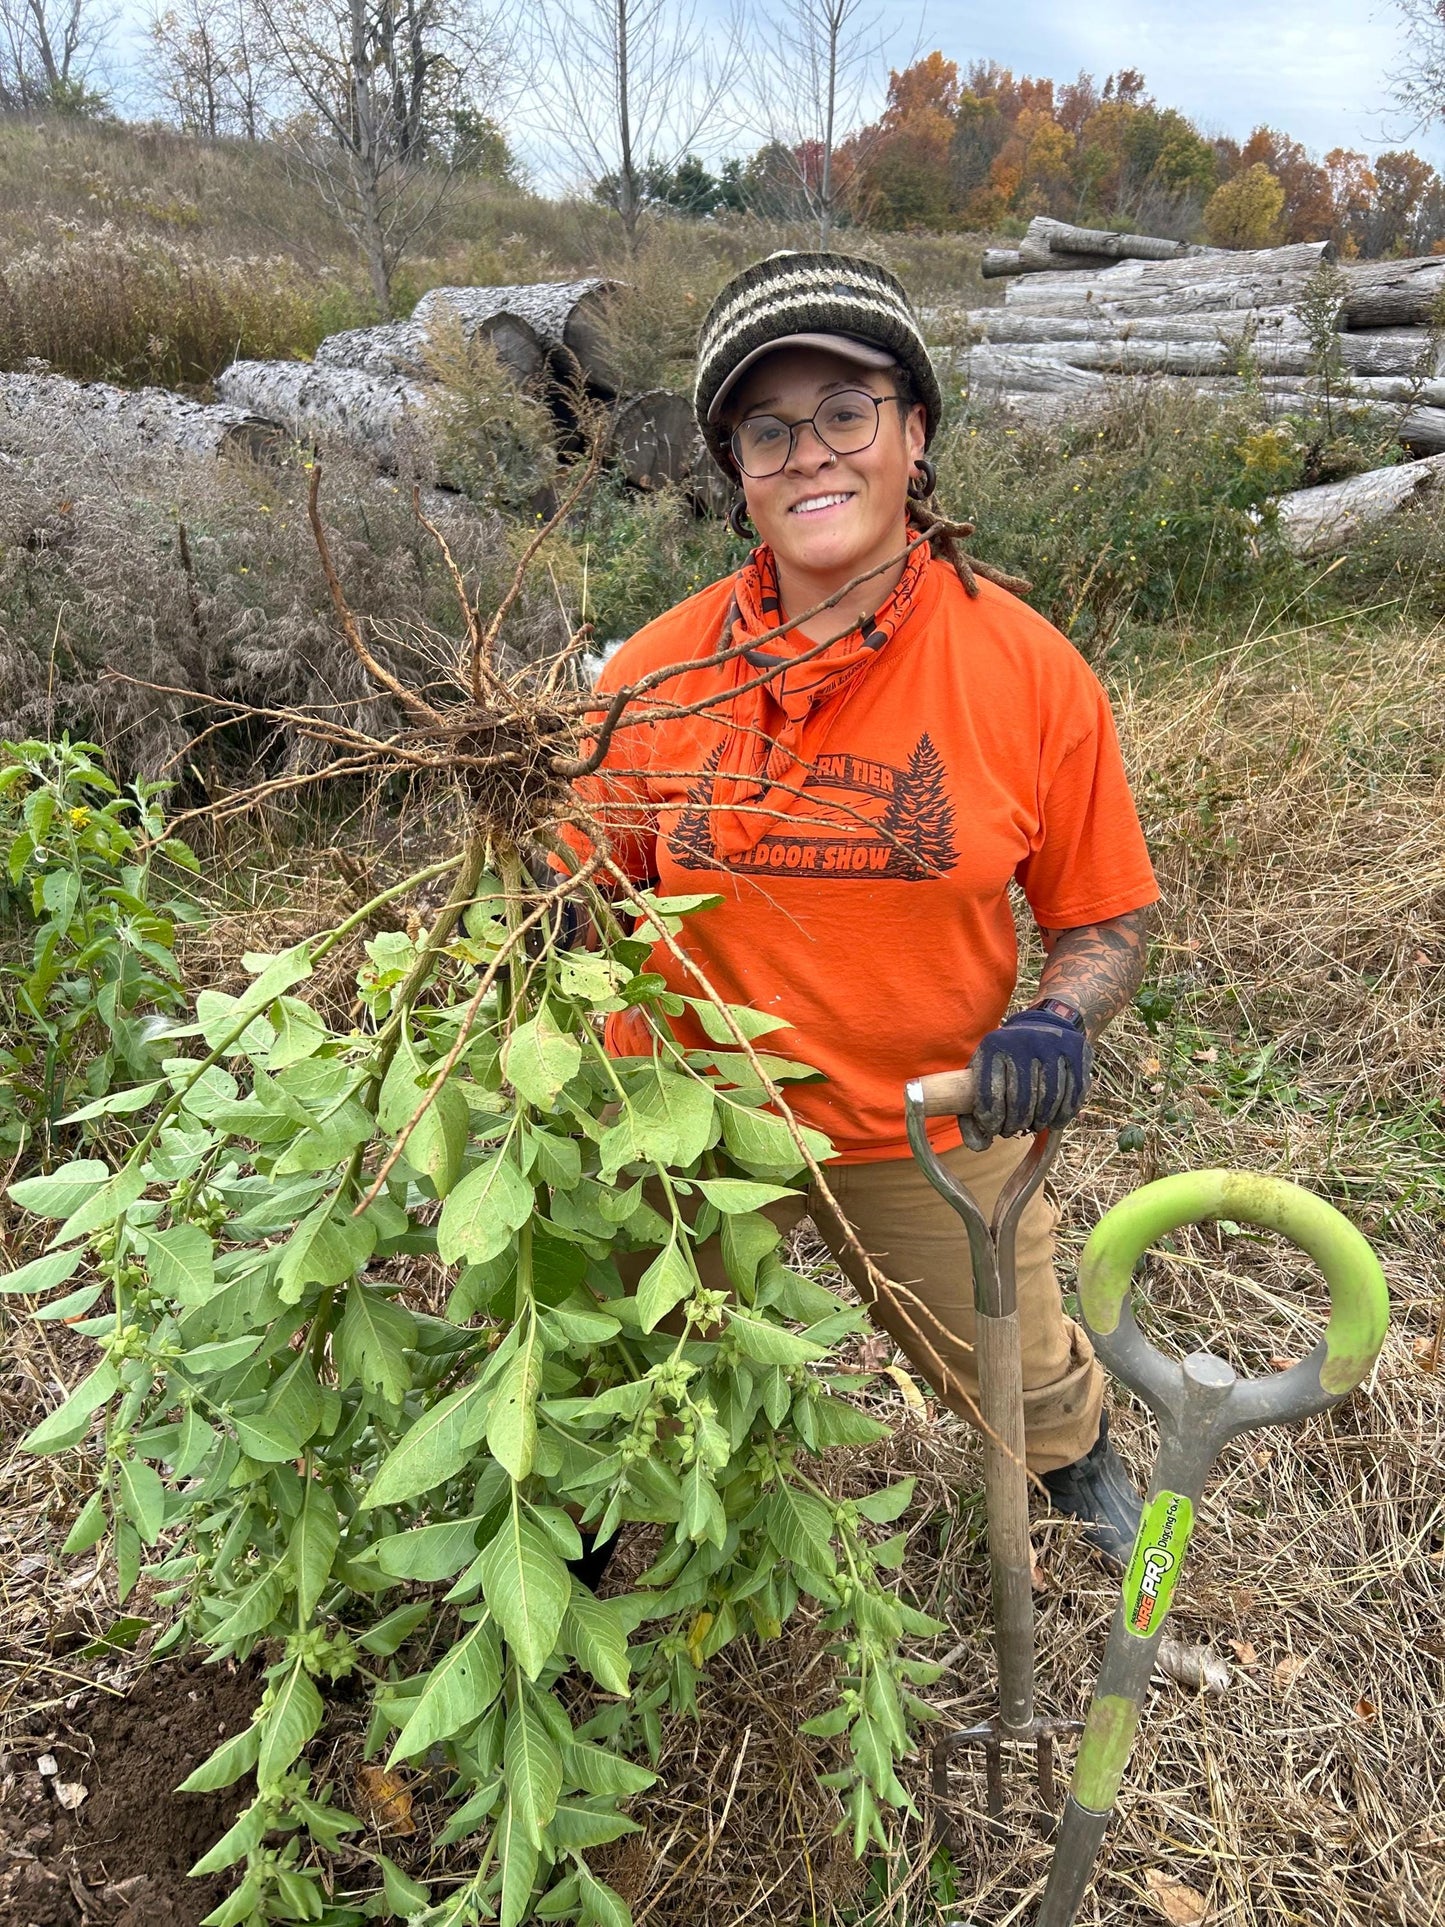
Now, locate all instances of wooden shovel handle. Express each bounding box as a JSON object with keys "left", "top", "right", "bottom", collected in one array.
[{"left": 913, "top": 1065, "right": 980, "bottom": 1117}]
